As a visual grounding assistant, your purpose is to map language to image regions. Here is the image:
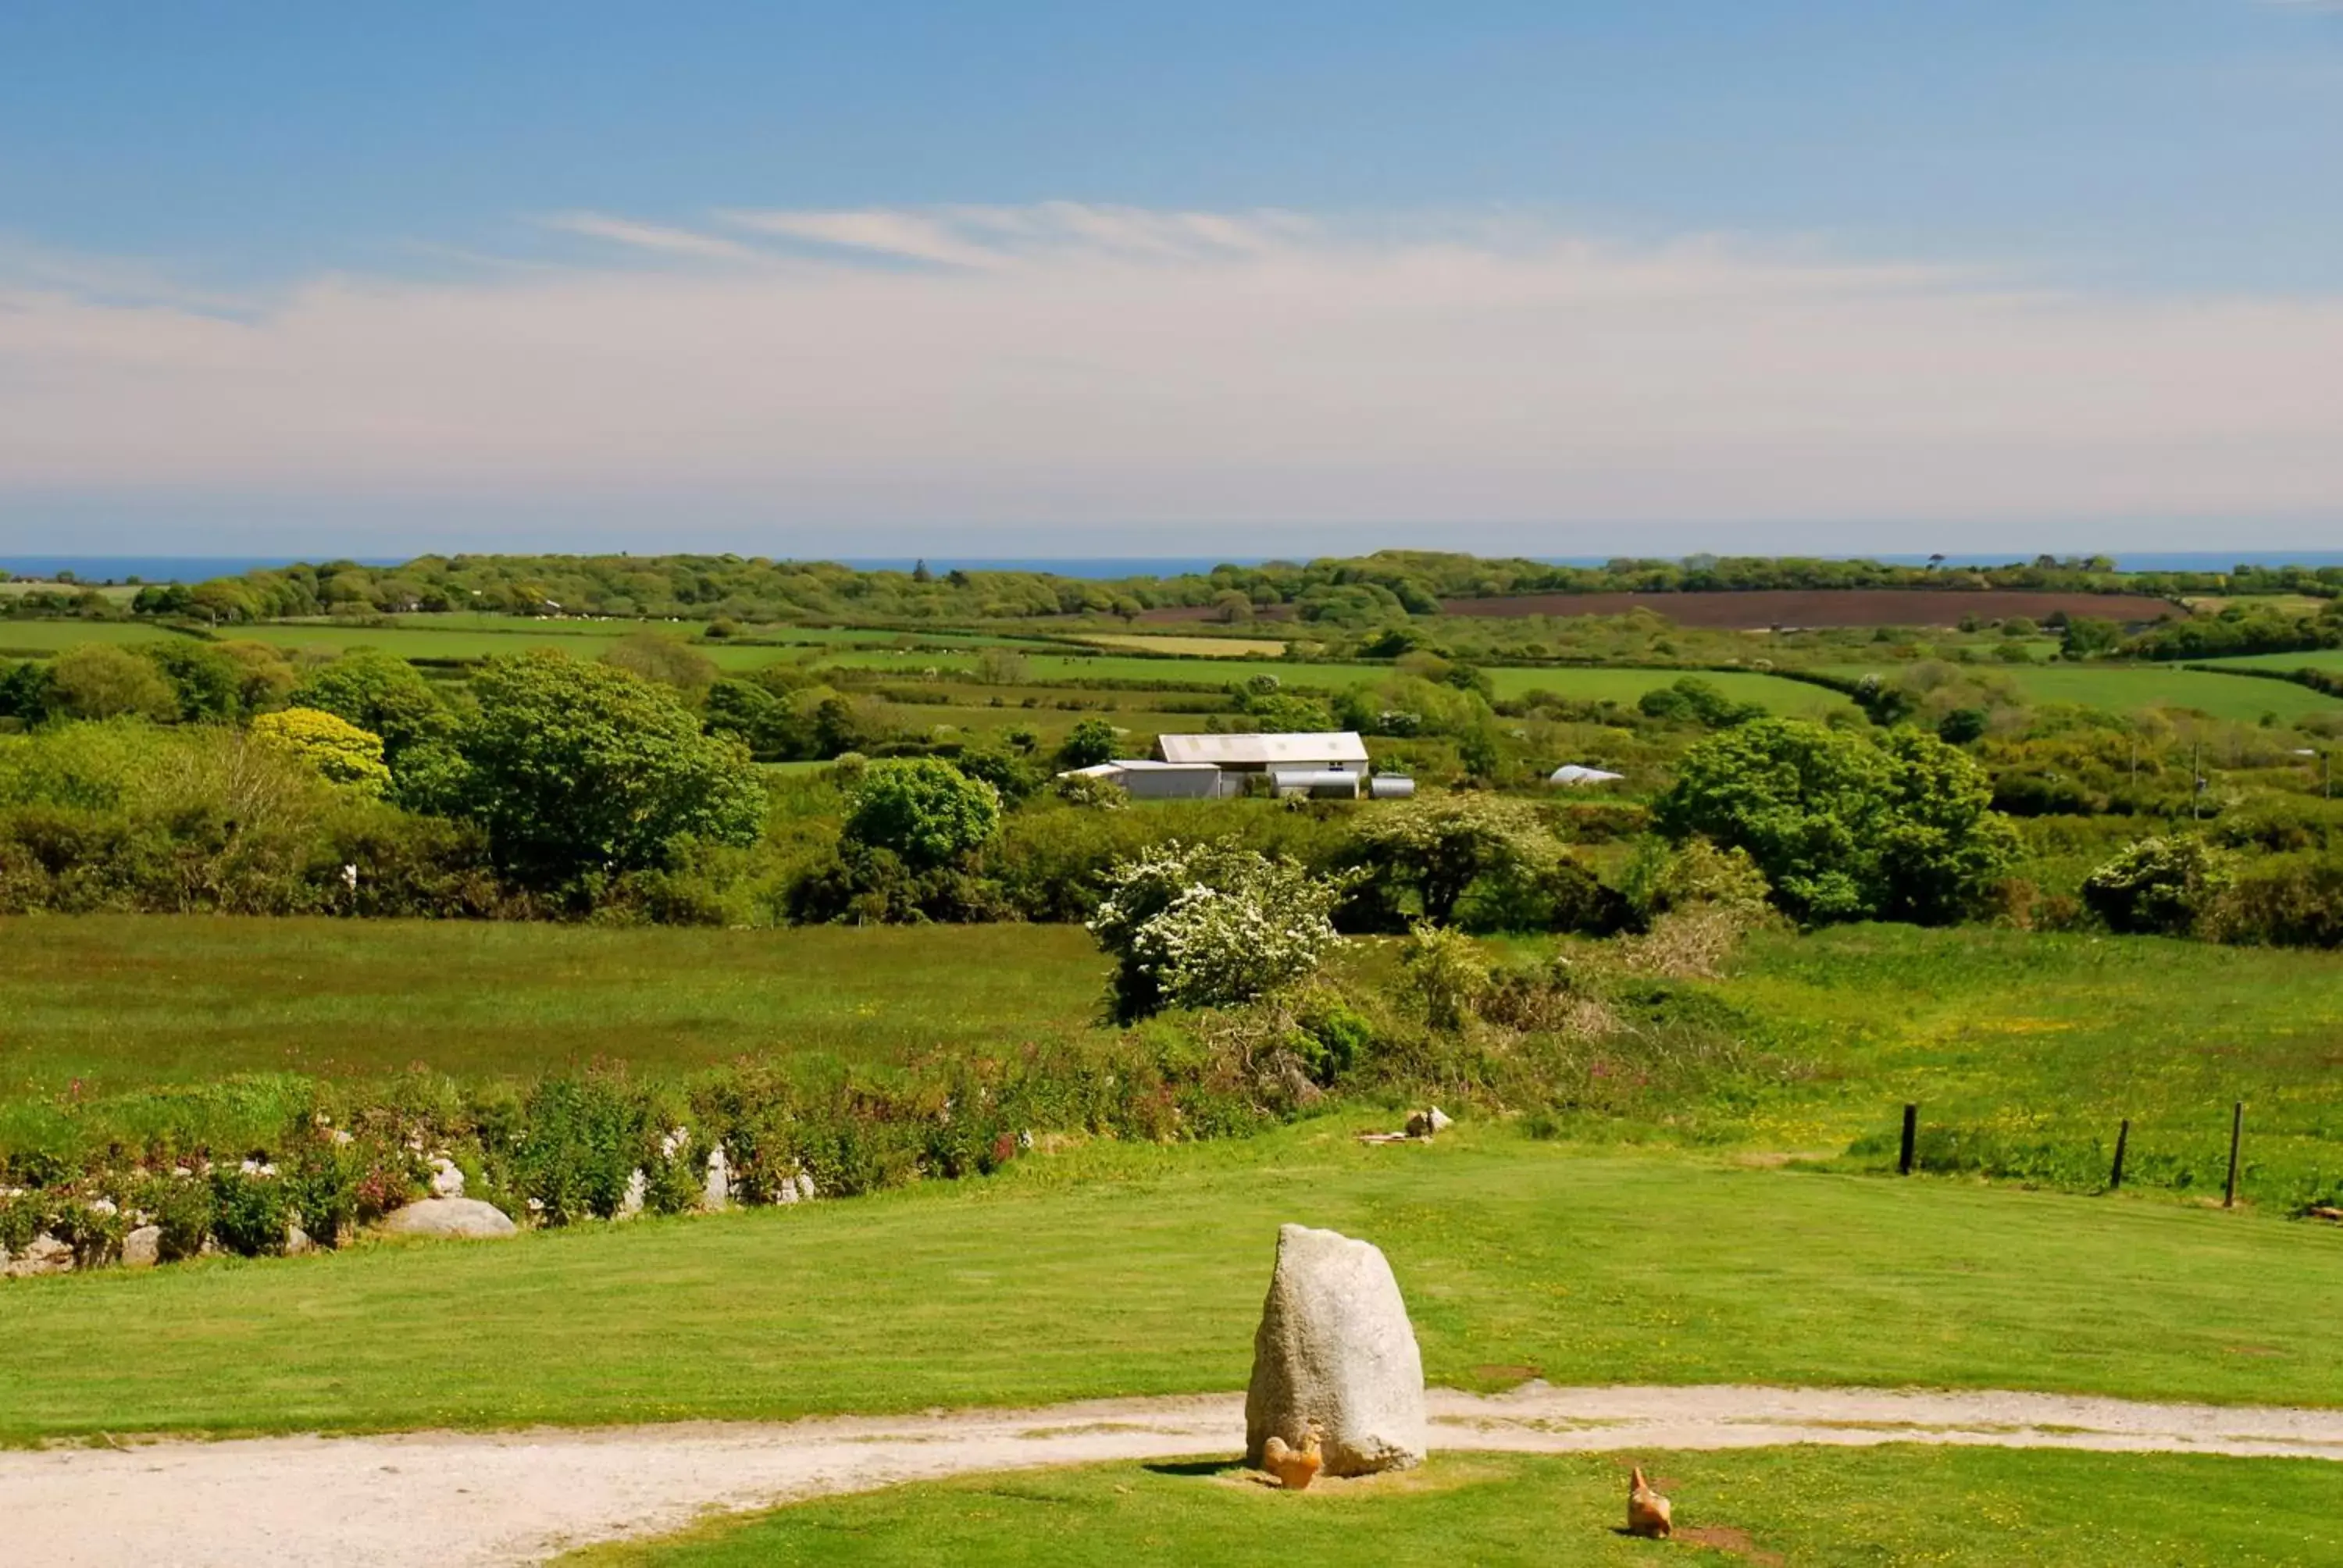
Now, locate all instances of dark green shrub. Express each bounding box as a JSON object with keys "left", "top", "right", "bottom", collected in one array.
[
  {"left": 148, "top": 1176, "right": 218, "bottom": 1261},
  {"left": 2208, "top": 853, "right": 2343, "bottom": 949},
  {"left": 2081, "top": 836, "right": 2231, "bottom": 936},
  {"left": 209, "top": 1170, "right": 293, "bottom": 1256},
  {"left": 506, "top": 1074, "right": 654, "bottom": 1224}
]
